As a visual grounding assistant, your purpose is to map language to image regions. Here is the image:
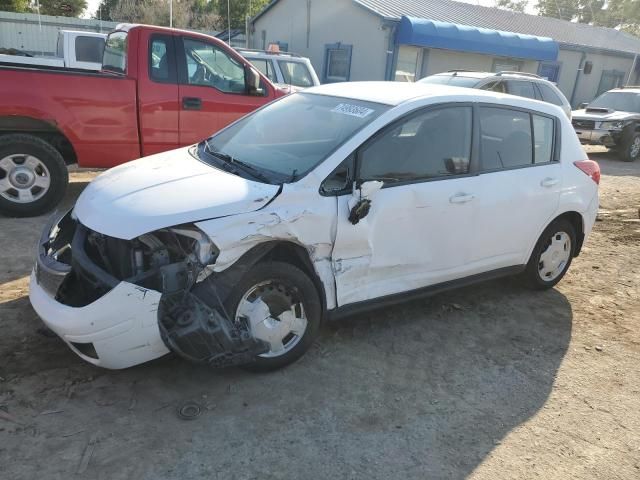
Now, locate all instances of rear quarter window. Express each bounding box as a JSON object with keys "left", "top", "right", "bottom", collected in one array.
[{"left": 537, "top": 83, "right": 564, "bottom": 106}]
